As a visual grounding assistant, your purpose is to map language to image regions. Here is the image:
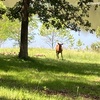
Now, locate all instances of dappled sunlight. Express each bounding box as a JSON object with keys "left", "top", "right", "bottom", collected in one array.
[
  {"left": 0, "top": 48, "right": 100, "bottom": 99},
  {"left": 0, "top": 0, "right": 100, "bottom": 99}
]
